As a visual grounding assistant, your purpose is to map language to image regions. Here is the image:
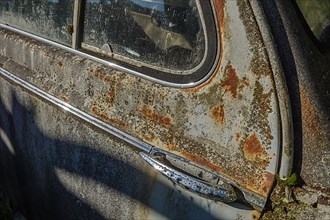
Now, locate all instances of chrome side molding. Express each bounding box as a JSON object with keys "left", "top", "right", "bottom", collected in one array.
[{"left": 139, "top": 151, "right": 237, "bottom": 203}]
